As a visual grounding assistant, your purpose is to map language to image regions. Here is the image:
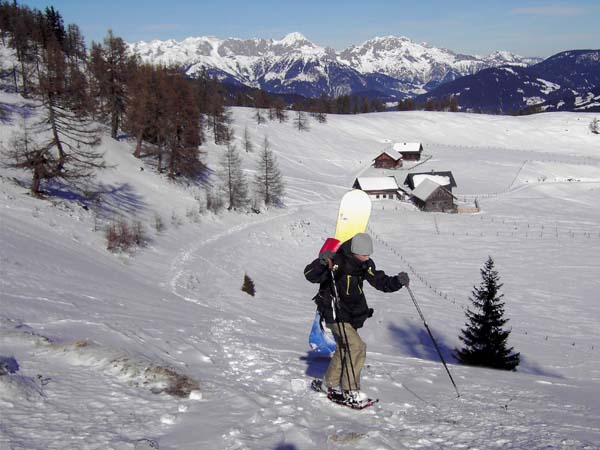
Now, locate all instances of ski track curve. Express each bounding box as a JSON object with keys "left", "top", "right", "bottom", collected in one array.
[{"left": 168, "top": 206, "right": 302, "bottom": 308}]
